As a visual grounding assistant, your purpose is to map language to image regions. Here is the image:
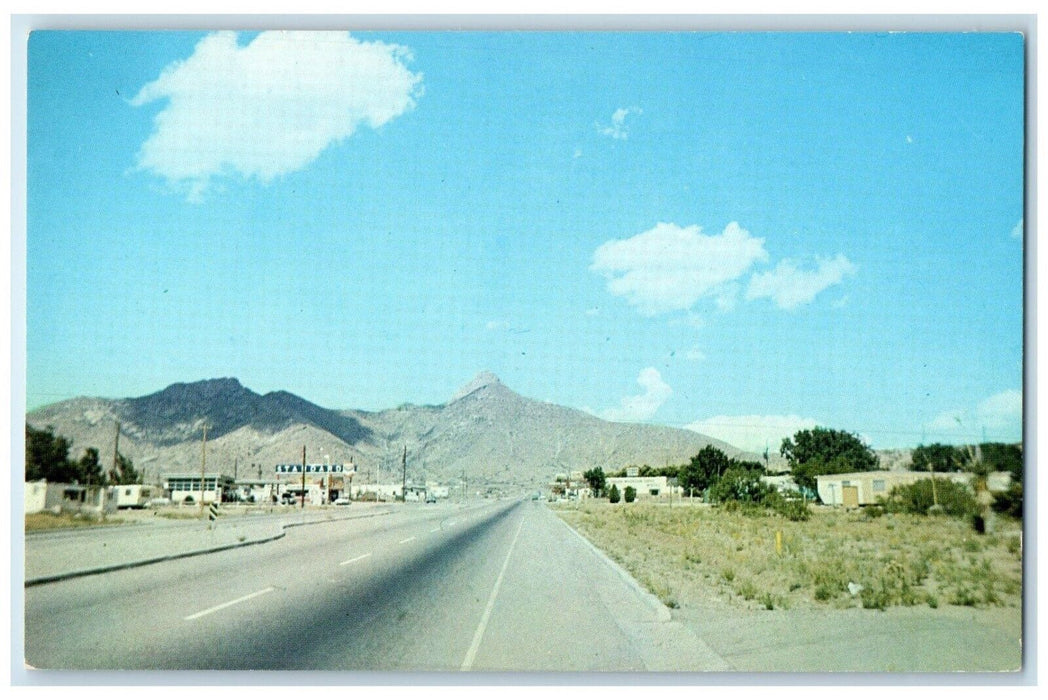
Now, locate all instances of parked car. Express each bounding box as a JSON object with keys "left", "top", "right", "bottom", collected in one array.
[
  {"left": 425, "top": 496, "right": 437, "bottom": 503},
  {"left": 333, "top": 497, "right": 351, "bottom": 506},
  {"left": 280, "top": 493, "right": 300, "bottom": 505}
]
